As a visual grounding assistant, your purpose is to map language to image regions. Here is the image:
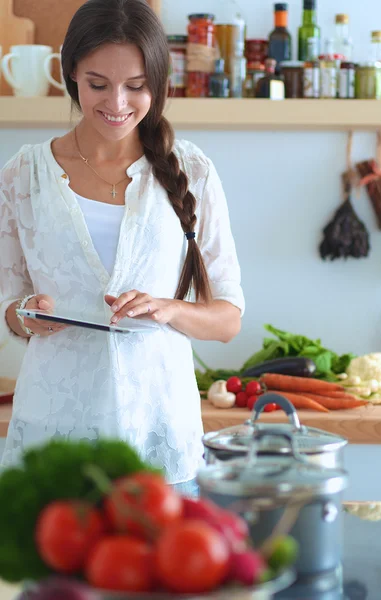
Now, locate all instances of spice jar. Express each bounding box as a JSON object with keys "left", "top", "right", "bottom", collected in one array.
[
  {"left": 339, "top": 61, "right": 355, "bottom": 99},
  {"left": 186, "top": 13, "right": 217, "bottom": 97},
  {"left": 355, "top": 62, "right": 381, "bottom": 99},
  {"left": 167, "top": 35, "right": 187, "bottom": 98},
  {"left": 280, "top": 61, "right": 304, "bottom": 98},
  {"left": 303, "top": 59, "right": 320, "bottom": 98}
]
